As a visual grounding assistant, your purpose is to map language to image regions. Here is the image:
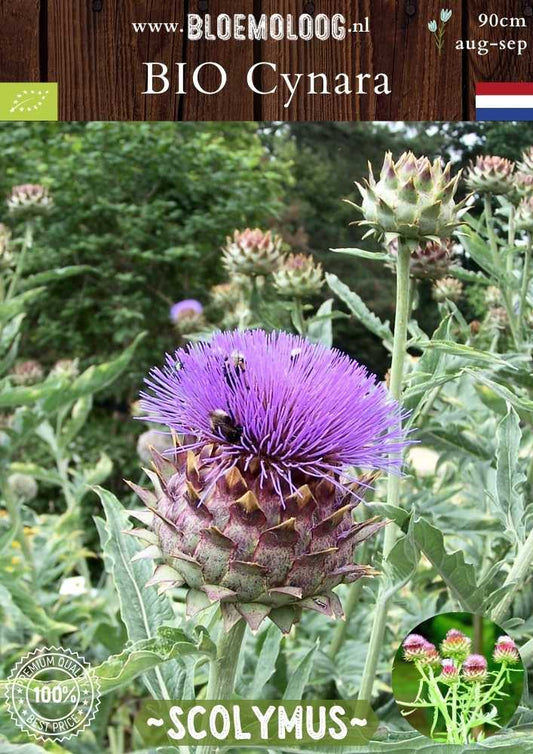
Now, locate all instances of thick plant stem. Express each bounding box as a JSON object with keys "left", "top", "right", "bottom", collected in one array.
[
  {"left": 491, "top": 527, "right": 533, "bottom": 625},
  {"left": 483, "top": 194, "right": 520, "bottom": 346},
  {"left": 7, "top": 221, "right": 33, "bottom": 300},
  {"left": 519, "top": 233, "right": 532, "bottom": 325},
  {"left": 205, "top": 619, "right": 246, "bottom": 700},
  {"left": 197, "top": 619, "right": 246, "bottom": 754},
  {"left": 357, "top": 240, "right": 411, "bottom": 701}
]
